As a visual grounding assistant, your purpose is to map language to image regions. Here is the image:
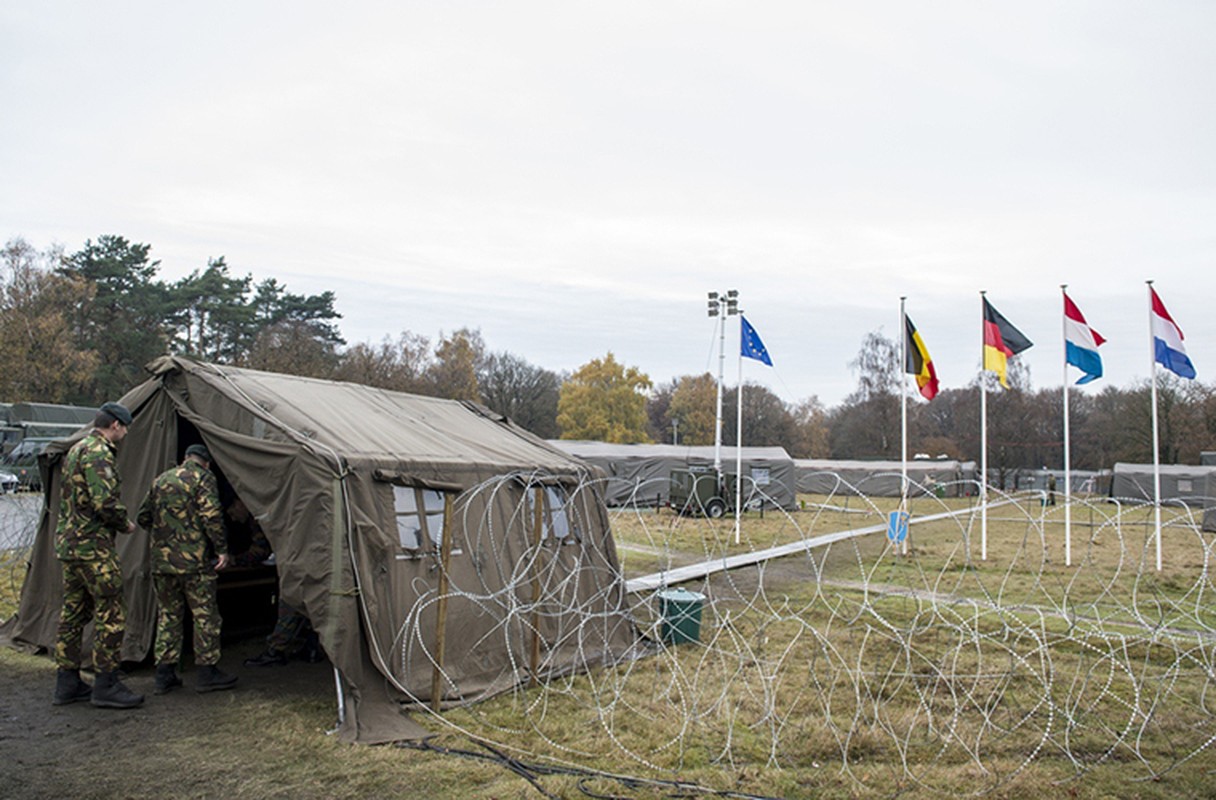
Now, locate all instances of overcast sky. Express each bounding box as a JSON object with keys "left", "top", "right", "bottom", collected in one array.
[{"left": 3, "top": 2, "right": 1214, "bottom": 408}]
